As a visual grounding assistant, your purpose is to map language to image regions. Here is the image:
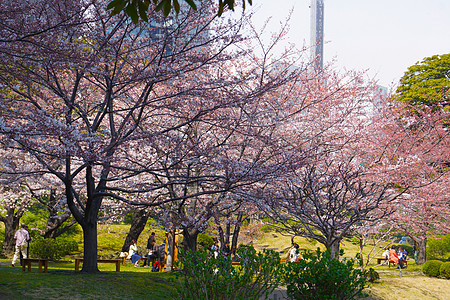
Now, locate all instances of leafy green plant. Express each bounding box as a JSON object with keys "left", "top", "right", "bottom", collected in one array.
[
  {"left": 282, "top": 248, "right": 368, "bottom": 300},
  {"left": 197, "top": 233, "right": 214, "bottom": 252},
  {"left": 236, "top": 243, "right": 255, "bottom": 254},
  {"left": 173, "top": 247, "right": 283, "bottom": 300},
  {"left": 427, "top": 235, "right": 450, "bottom": 260},
  {"left": 366, "top": 268, "right": 380, "bottom": 283},
  {"left": 439, "top": 262, "right": 450, "bottom": 279},
  {"left": 30, "top": 238, "right": 78, "bottom": 260},
  {"left": 422, "top": 260, "right": 443, "bottom": 277}
]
